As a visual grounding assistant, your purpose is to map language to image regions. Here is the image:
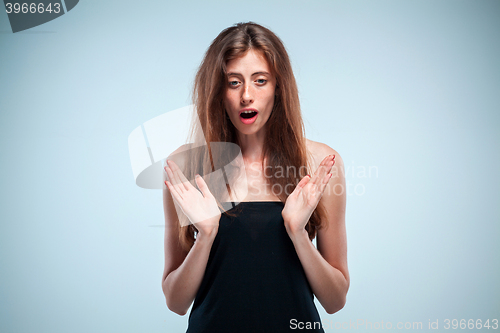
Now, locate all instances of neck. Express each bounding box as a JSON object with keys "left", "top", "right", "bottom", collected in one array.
[{"left": 237, "top": 129, "right": 266, "bottom": 164}]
